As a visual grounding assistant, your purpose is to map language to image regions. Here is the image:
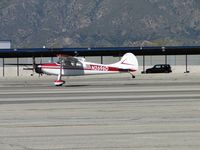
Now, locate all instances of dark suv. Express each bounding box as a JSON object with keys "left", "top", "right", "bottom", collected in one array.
[{"left": 146, "top": 64, "right": 172, "bottom": 73}]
